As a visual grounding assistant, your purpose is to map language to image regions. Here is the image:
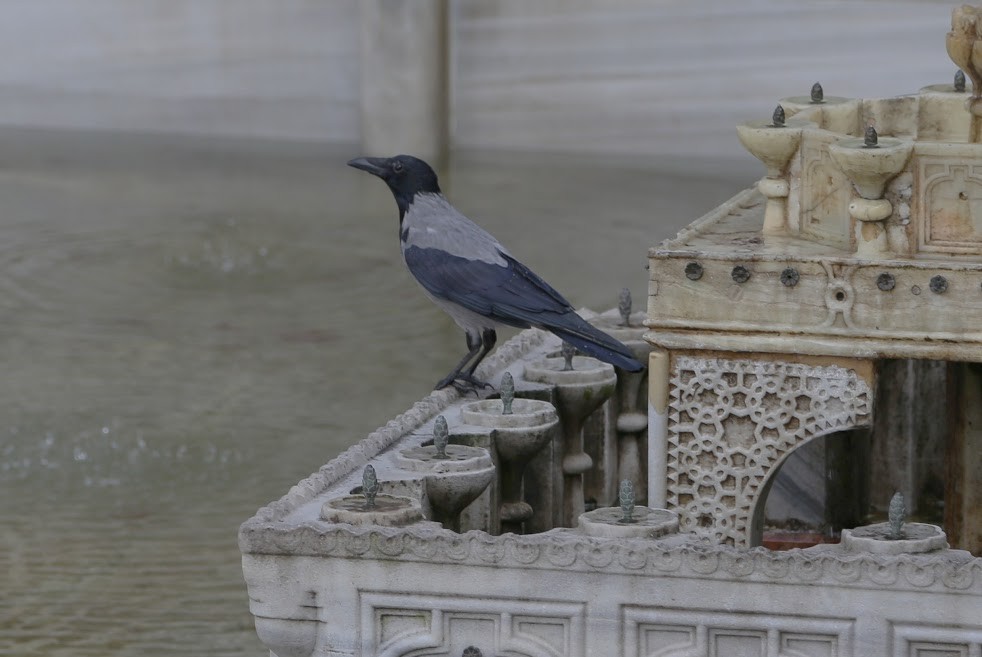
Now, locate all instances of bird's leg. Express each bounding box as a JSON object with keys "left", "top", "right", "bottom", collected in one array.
[
  {"left": 459, "top": 328, "right": 497, "bottom": 387},
  {"left": 435, "top": 331, "right": 483, "bottom": 390},
  {"left": 451, "top": 336, "right": 497, "bottom": 394}
]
